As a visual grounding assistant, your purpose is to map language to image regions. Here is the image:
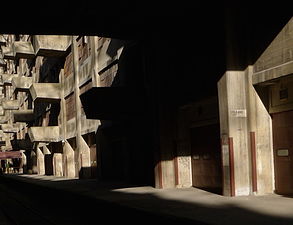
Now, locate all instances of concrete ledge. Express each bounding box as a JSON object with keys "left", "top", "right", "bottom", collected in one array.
[
  {"left": 13, "top": 41, "right": 35, "bottom": 59},
  {"left": 11, "top": 76, "right": 33, "bottom": 92}
]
